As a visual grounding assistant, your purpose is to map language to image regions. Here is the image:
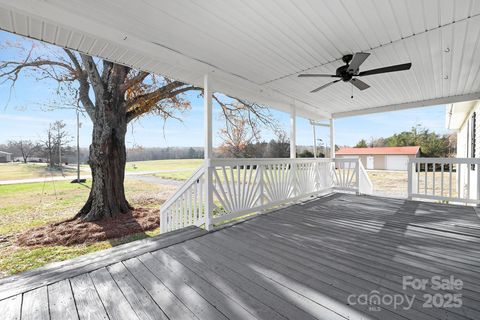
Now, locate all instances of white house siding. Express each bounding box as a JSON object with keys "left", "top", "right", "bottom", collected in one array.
[{"left": 455, "top": 102, "right": 480, "bottom": 201}]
